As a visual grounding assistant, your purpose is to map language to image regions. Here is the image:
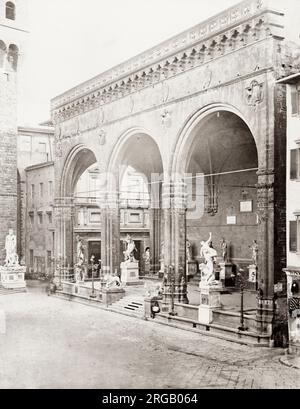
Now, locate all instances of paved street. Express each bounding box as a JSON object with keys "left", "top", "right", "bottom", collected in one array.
[{"left": 0, "top": 283, "right": 299, "bottom": 389}]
